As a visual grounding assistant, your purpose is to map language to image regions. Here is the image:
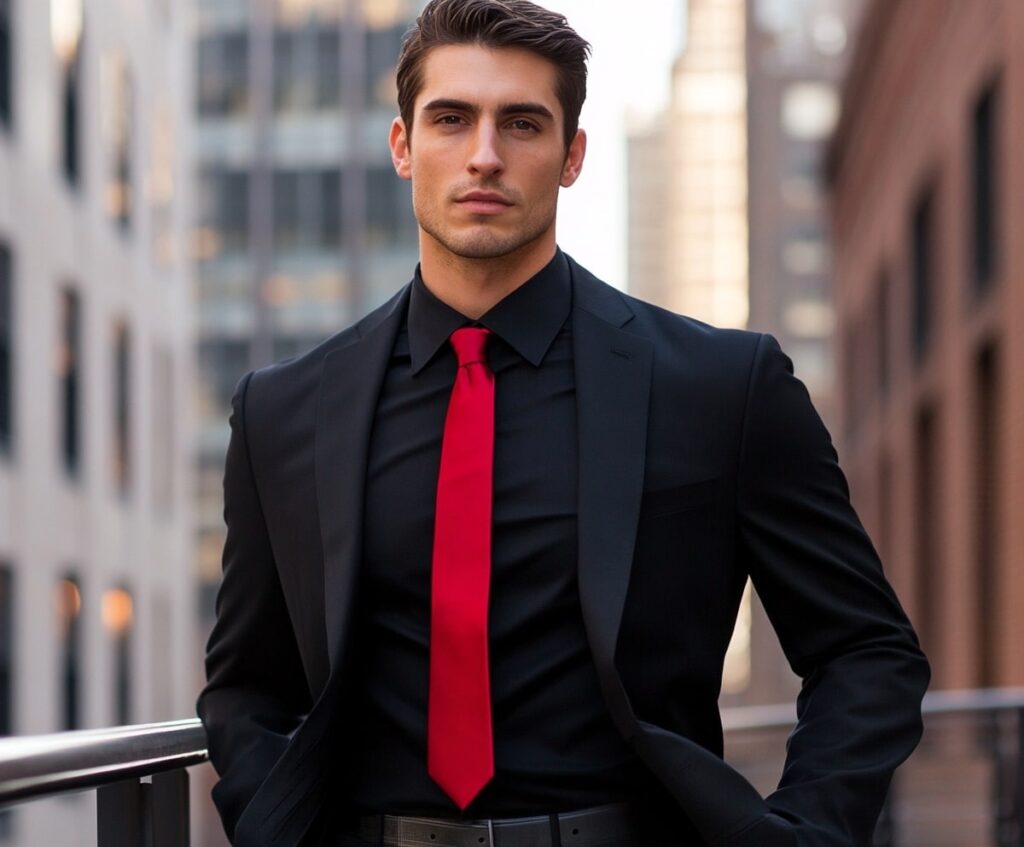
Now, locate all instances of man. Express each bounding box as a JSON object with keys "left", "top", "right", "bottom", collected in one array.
[{"left": 198, "top": 1, "right": 929, "bottom": 846}]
